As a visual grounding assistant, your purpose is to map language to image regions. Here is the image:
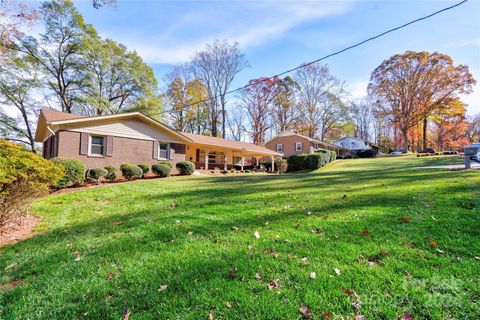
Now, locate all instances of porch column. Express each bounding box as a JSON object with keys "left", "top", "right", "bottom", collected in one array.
[
  {"left": 241, "top": 154, "right": 244, "bottom": 171},
  {"left": 255, "top": 157, "right": 259, "bottom": 167},
  {"left": 271, "top": 156, "right": 275, "bottom": 172},
  {"left": 204, "top": 150, "right": 209, "bottom": 170},
  {"left": 224, "top": 152, "right": 228, "bottom": 171}
]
